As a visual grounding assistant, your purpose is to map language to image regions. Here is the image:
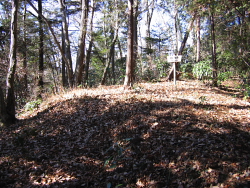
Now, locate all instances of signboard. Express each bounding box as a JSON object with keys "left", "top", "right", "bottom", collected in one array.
[
  {"left": 167, "top": 55, "right": 182, "bottom": 85},
  {"left": 167, "top": 55, "right": 182, "bottom": 63}
]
